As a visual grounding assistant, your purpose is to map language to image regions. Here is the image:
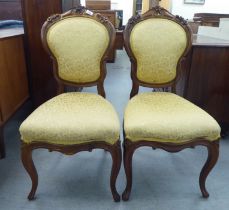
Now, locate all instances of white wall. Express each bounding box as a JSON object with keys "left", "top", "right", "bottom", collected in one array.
[
  {"left": 111, "top": 0, "right": 133, "bottom": 25},
  {"left": 81, "top": 0, "right": 85, "bottom": 6},
  {"left": 171, "top": 0, "right": 229, "bottom": 20}
]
